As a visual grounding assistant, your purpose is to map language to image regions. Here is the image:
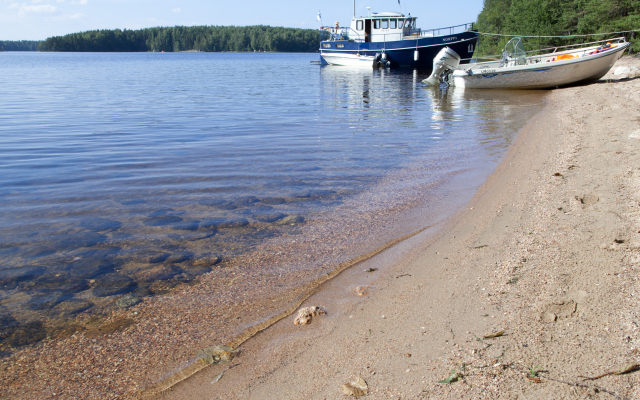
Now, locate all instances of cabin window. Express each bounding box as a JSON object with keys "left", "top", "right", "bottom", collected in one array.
[
  {"left": 374, "top": 20, "right": 380, "bottom": 29},
  {"left": 381, "top": 19, "right": 389, "bottom": 29},
  {"left": 390, "top": 19, "right": 397, "bottom": 29},
  {"left": 356, "top": 20, "right": 364, "bottom": 31},
  {"left": 336, "top": 43, "right": 345, "bottom": 48},
  {"left": 322, "top": 43, "right": 331, "bottom": 48},
  {"left": 398, "top": 19, "right": 405, "bottom": 28}
]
